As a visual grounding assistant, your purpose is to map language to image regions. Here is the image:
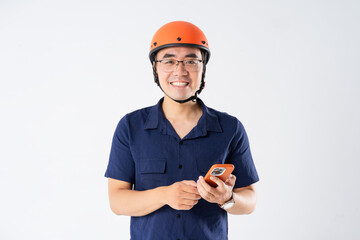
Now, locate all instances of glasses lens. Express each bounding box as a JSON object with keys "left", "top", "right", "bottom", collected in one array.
[
  {"left": 184, "top": 60, "right": 201, "bottom": 72},
  {"left": 161, "top": 59, "right": 176, "bottom": 72}
]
